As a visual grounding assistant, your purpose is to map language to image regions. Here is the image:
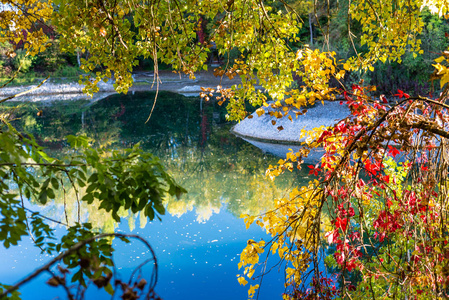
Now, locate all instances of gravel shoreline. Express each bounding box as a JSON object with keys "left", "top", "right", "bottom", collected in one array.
[
  {"left": 232, "top": 101, "right": 351, "bottom": 144},
  {"left": 0, "top": 70, "right": 243, "bottom": 101}
]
